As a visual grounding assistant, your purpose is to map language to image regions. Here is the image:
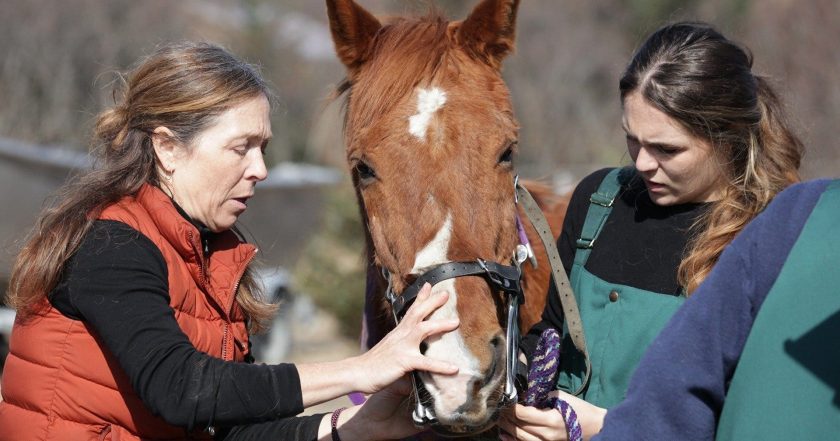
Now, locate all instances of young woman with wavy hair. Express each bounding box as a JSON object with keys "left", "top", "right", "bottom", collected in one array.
[{"left": 503, "top": 21, "right": 804, "bottom": 440}]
